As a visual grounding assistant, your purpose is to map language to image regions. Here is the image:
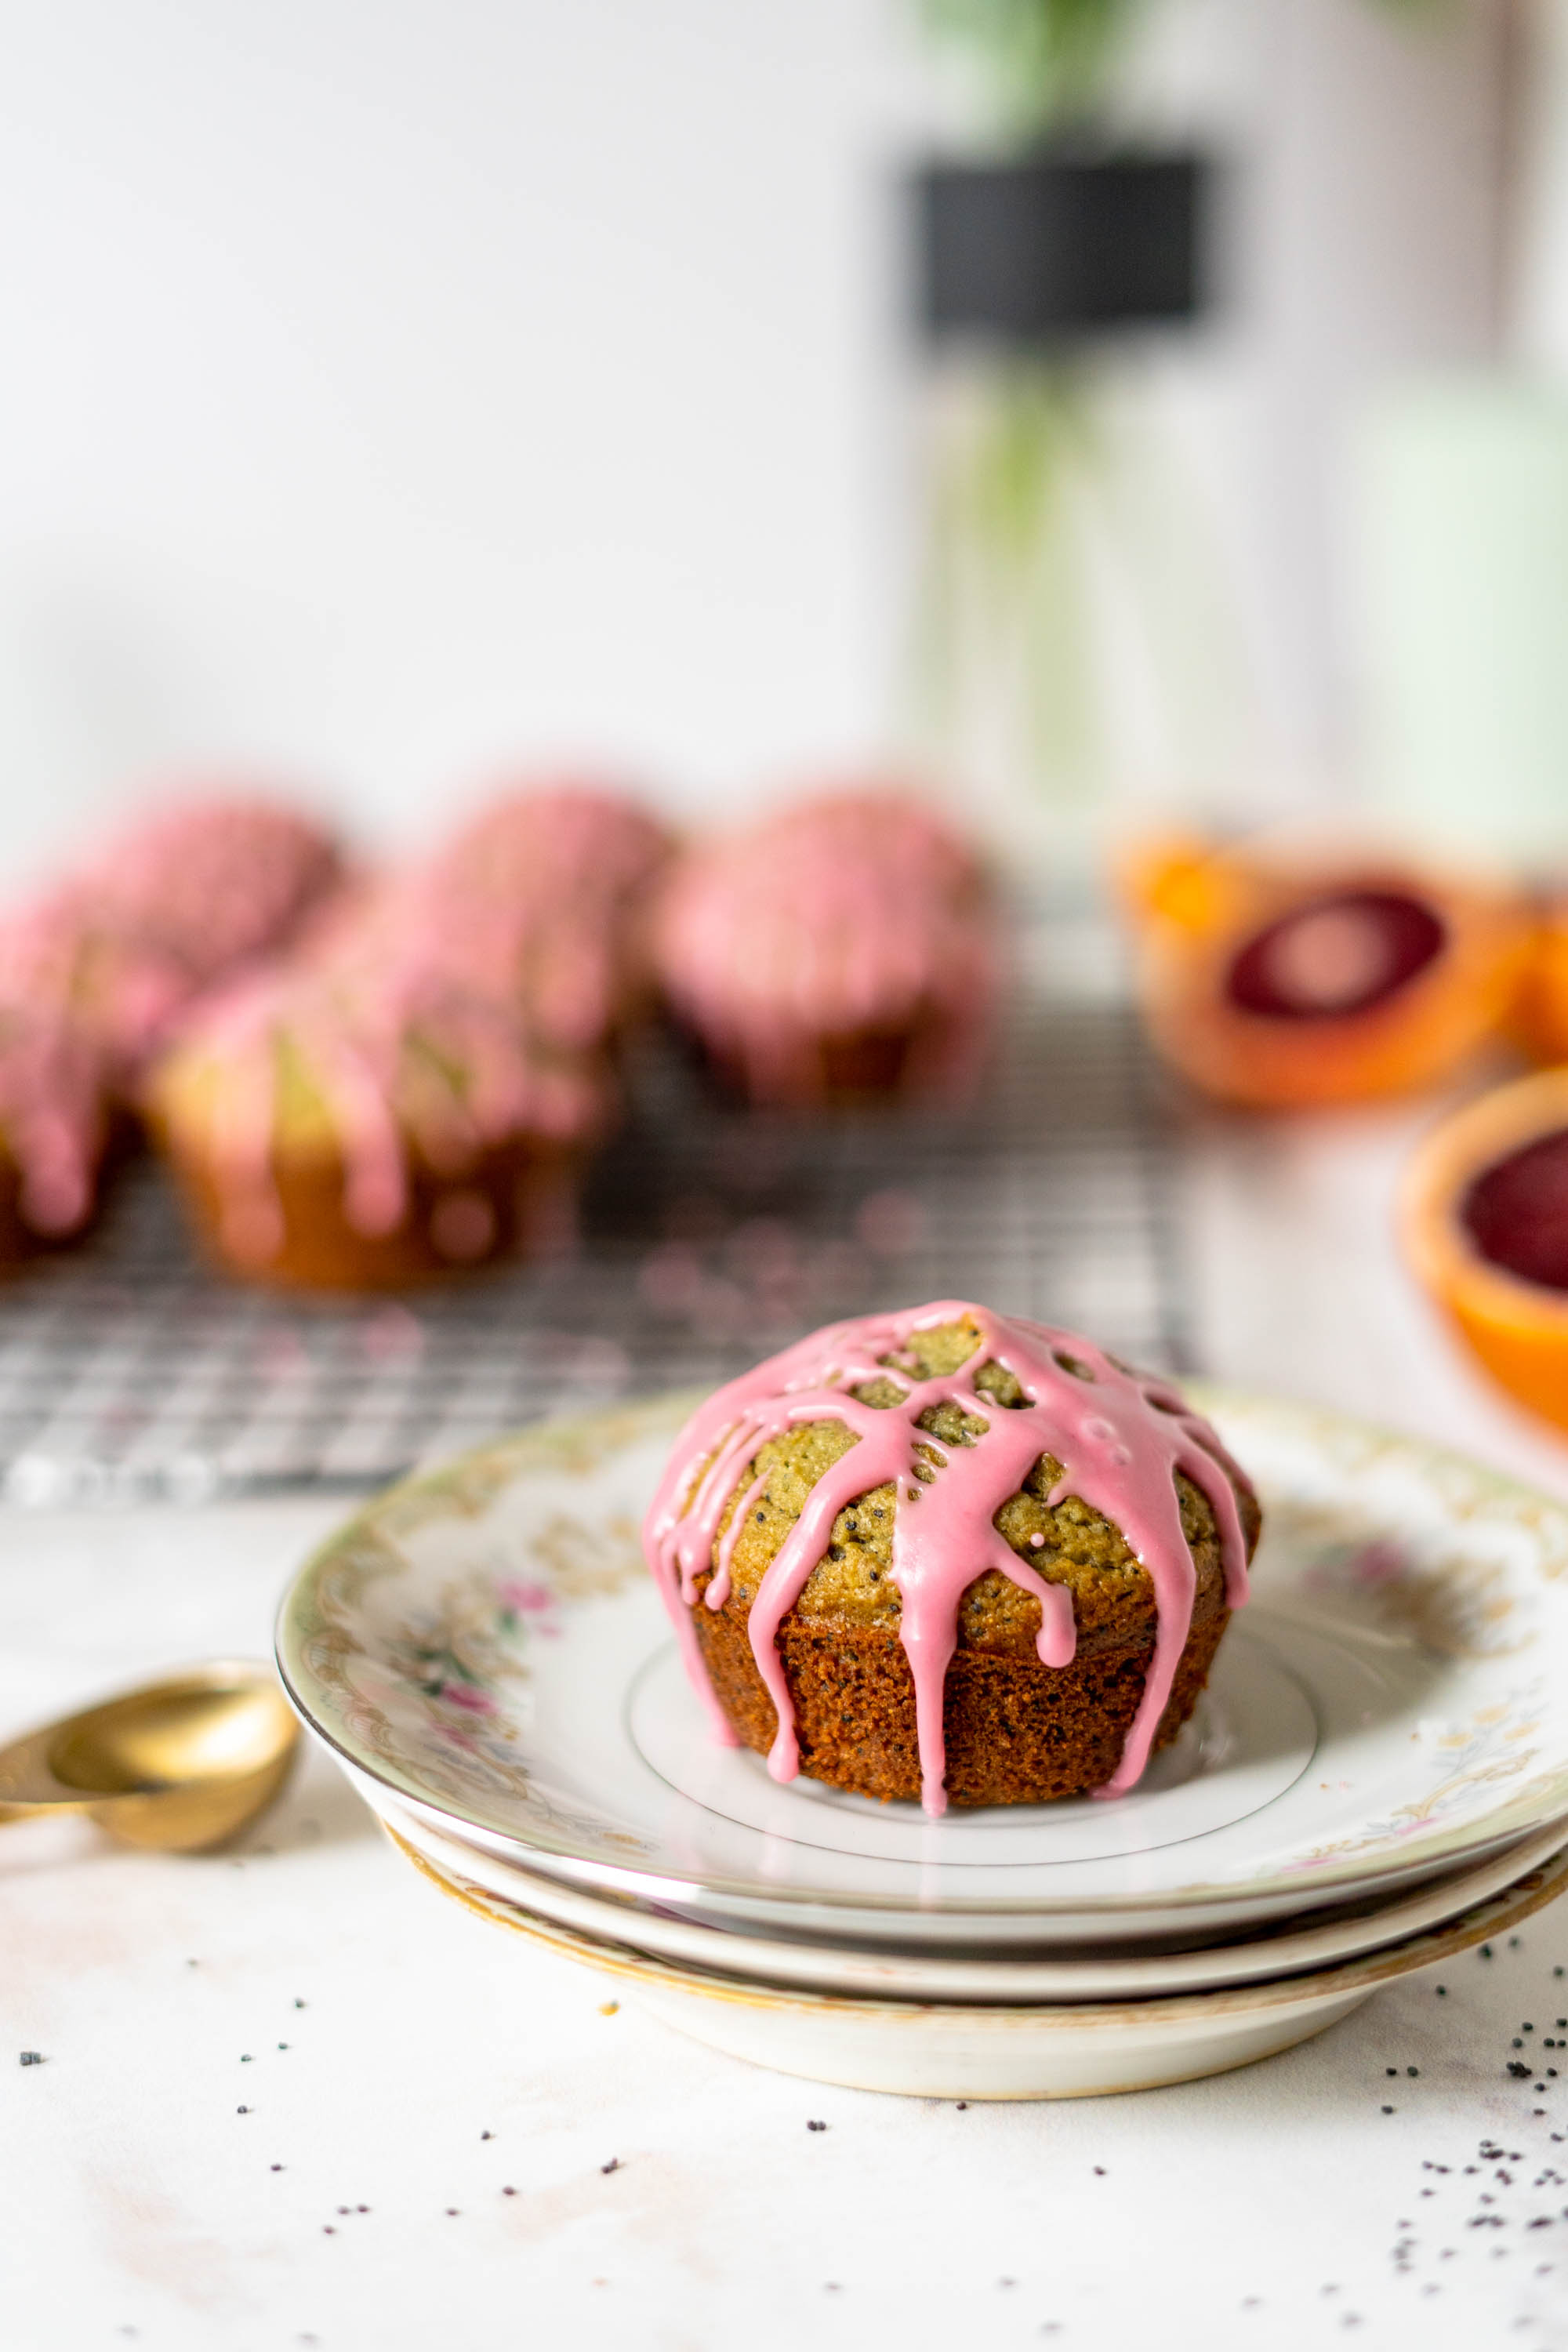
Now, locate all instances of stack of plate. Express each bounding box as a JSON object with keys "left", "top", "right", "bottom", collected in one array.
[{"left": 278, "top": 1389, "right": 1568, "bottom": 2100}]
